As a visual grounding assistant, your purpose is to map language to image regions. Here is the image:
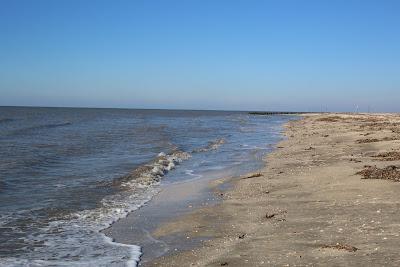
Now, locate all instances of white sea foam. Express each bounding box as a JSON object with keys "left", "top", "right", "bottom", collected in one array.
[{"left": 1, "top": 150, "right": 191, "bottom": 267}]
